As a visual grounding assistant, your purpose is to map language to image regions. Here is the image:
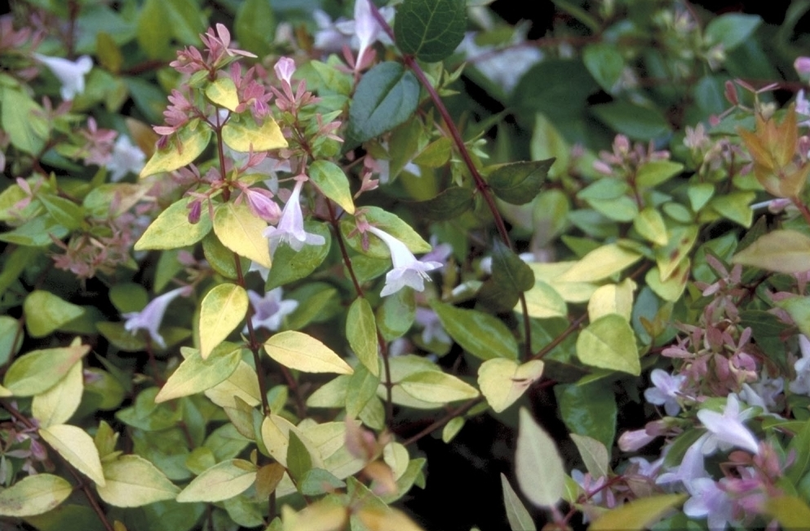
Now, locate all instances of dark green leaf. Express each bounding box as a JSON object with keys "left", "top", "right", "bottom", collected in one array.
[
  {"left": 705, "top": 13, "right": 761, "bottom": 51},
  {"left": 347, "top": 62, "right": 420, "bottom": 145},
  {"left": 286, "top": 431, "right": 312, "bottom": 484},
  {"left": 555, "top": 381, "right": 617, "bottom": 451},
  {"left": 394, "top": 0, "right": 466, "bottom": 62},
  {"left": 235, "top": 0, "right": 275, "bottom": 58},
  {"left": 488, "top": 159, "right": 554, "bottom": 205},
  {"left": 405, "top": 187, "right": 474, "bottom": 220},
  {"left": 582, "top": 43, "right": 625, "bottom": 92},
  {"left": 431, "top": 301, "right": 517, "bottom": 360},
  {"left": 591, "top": 101, "right": 671, "bottom": 140},
  {"left": 492, "top": 240, "right": 534, "bottom": 293}
]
